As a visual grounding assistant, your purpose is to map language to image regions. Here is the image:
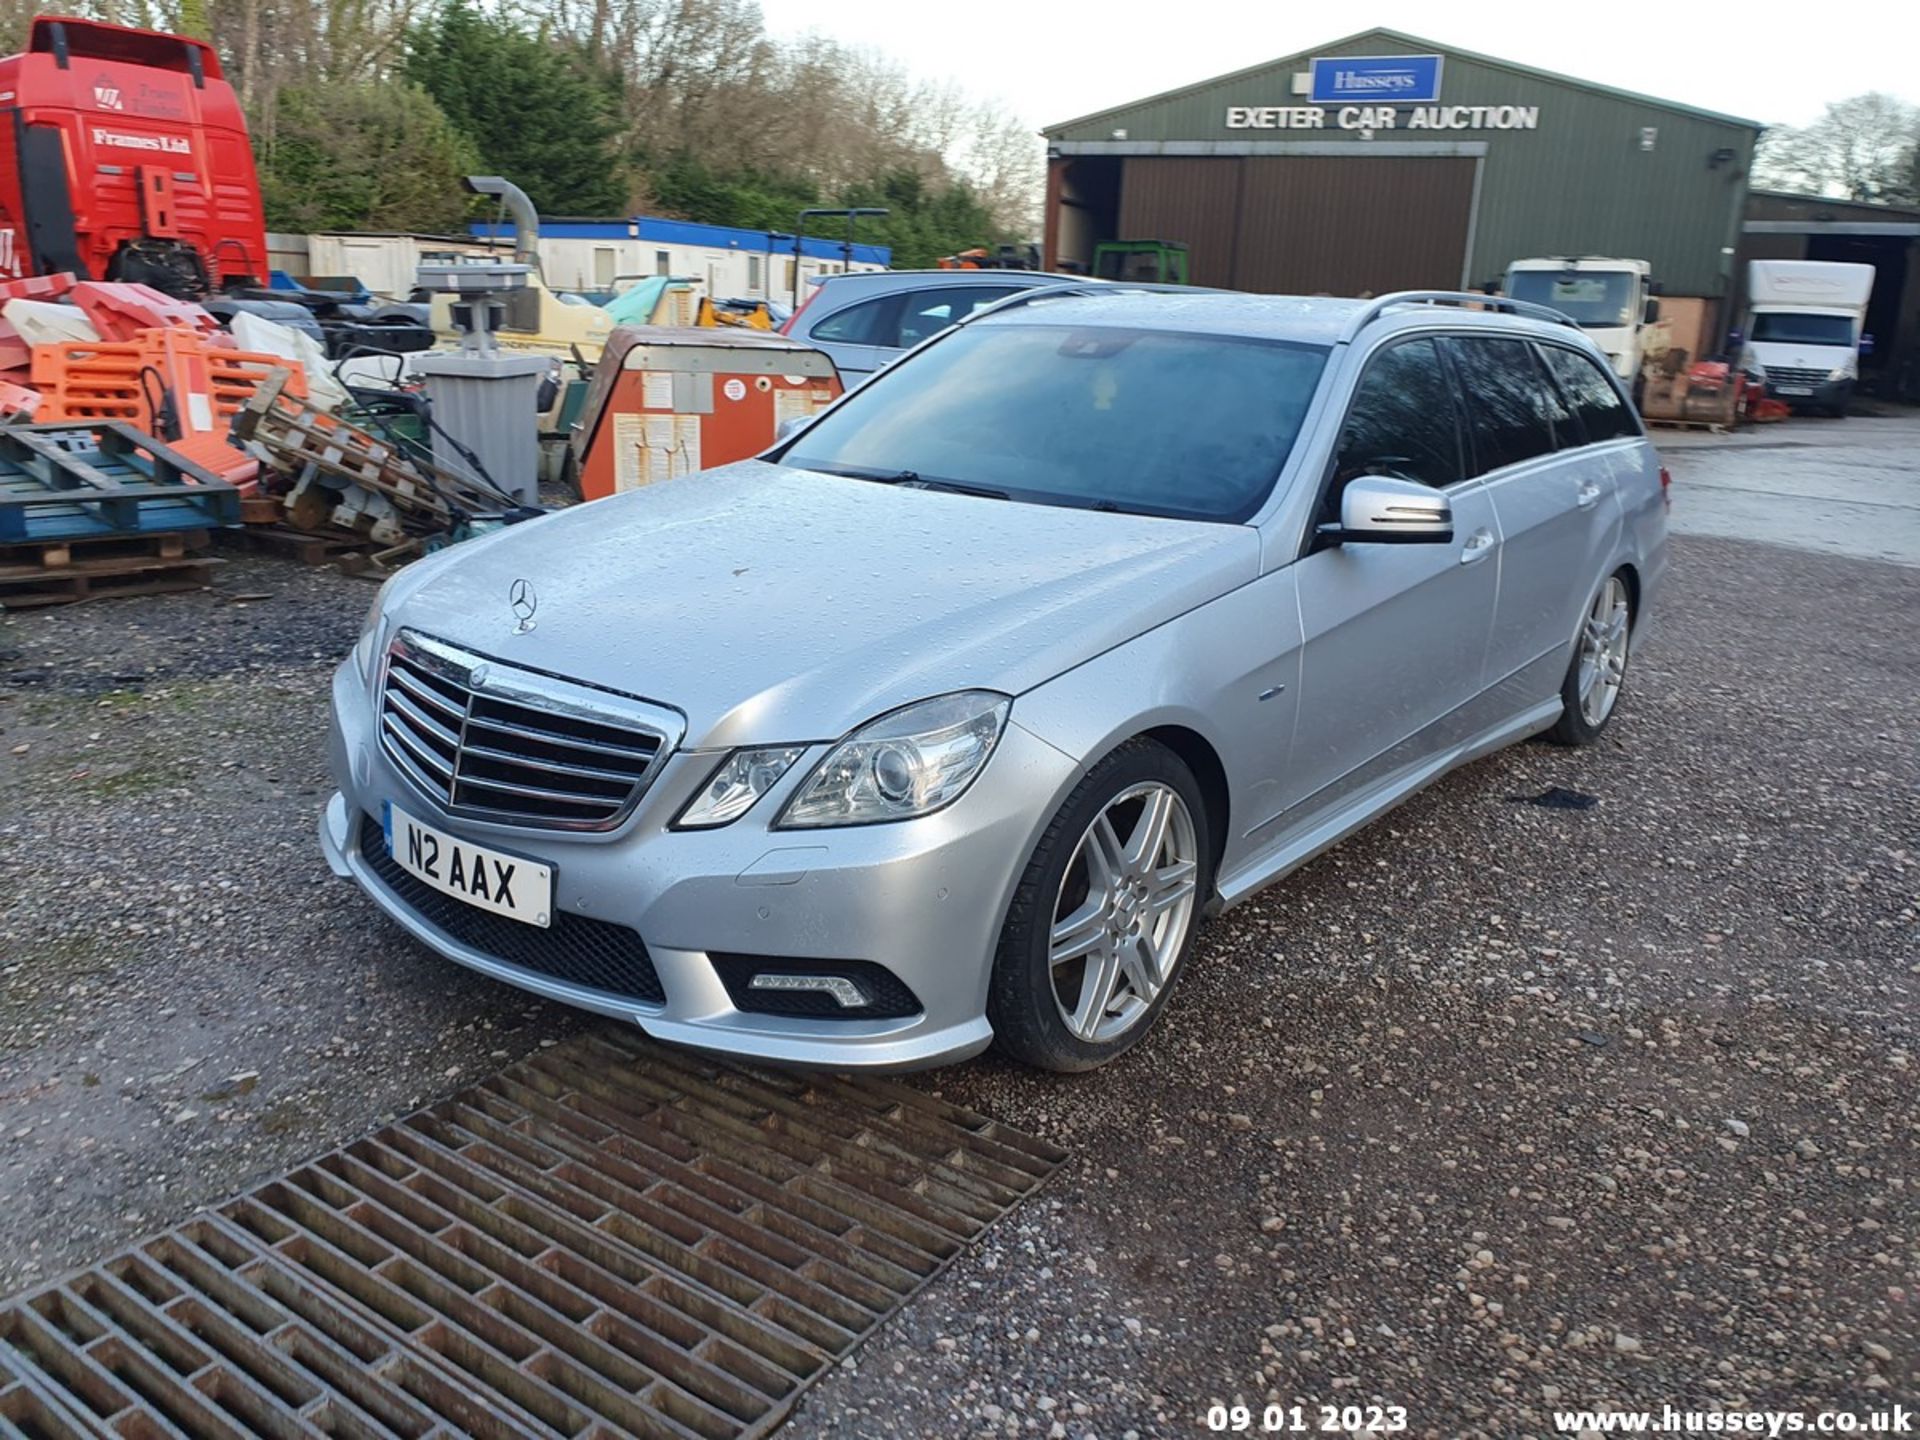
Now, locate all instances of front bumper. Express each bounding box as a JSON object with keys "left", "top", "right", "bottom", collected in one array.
[
  {"left": 1769, "top": 375, "right": 1852, "bottom": 411},
  {"left": 321, "top": 660, "right": 1077, "bottom": 1070}
]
